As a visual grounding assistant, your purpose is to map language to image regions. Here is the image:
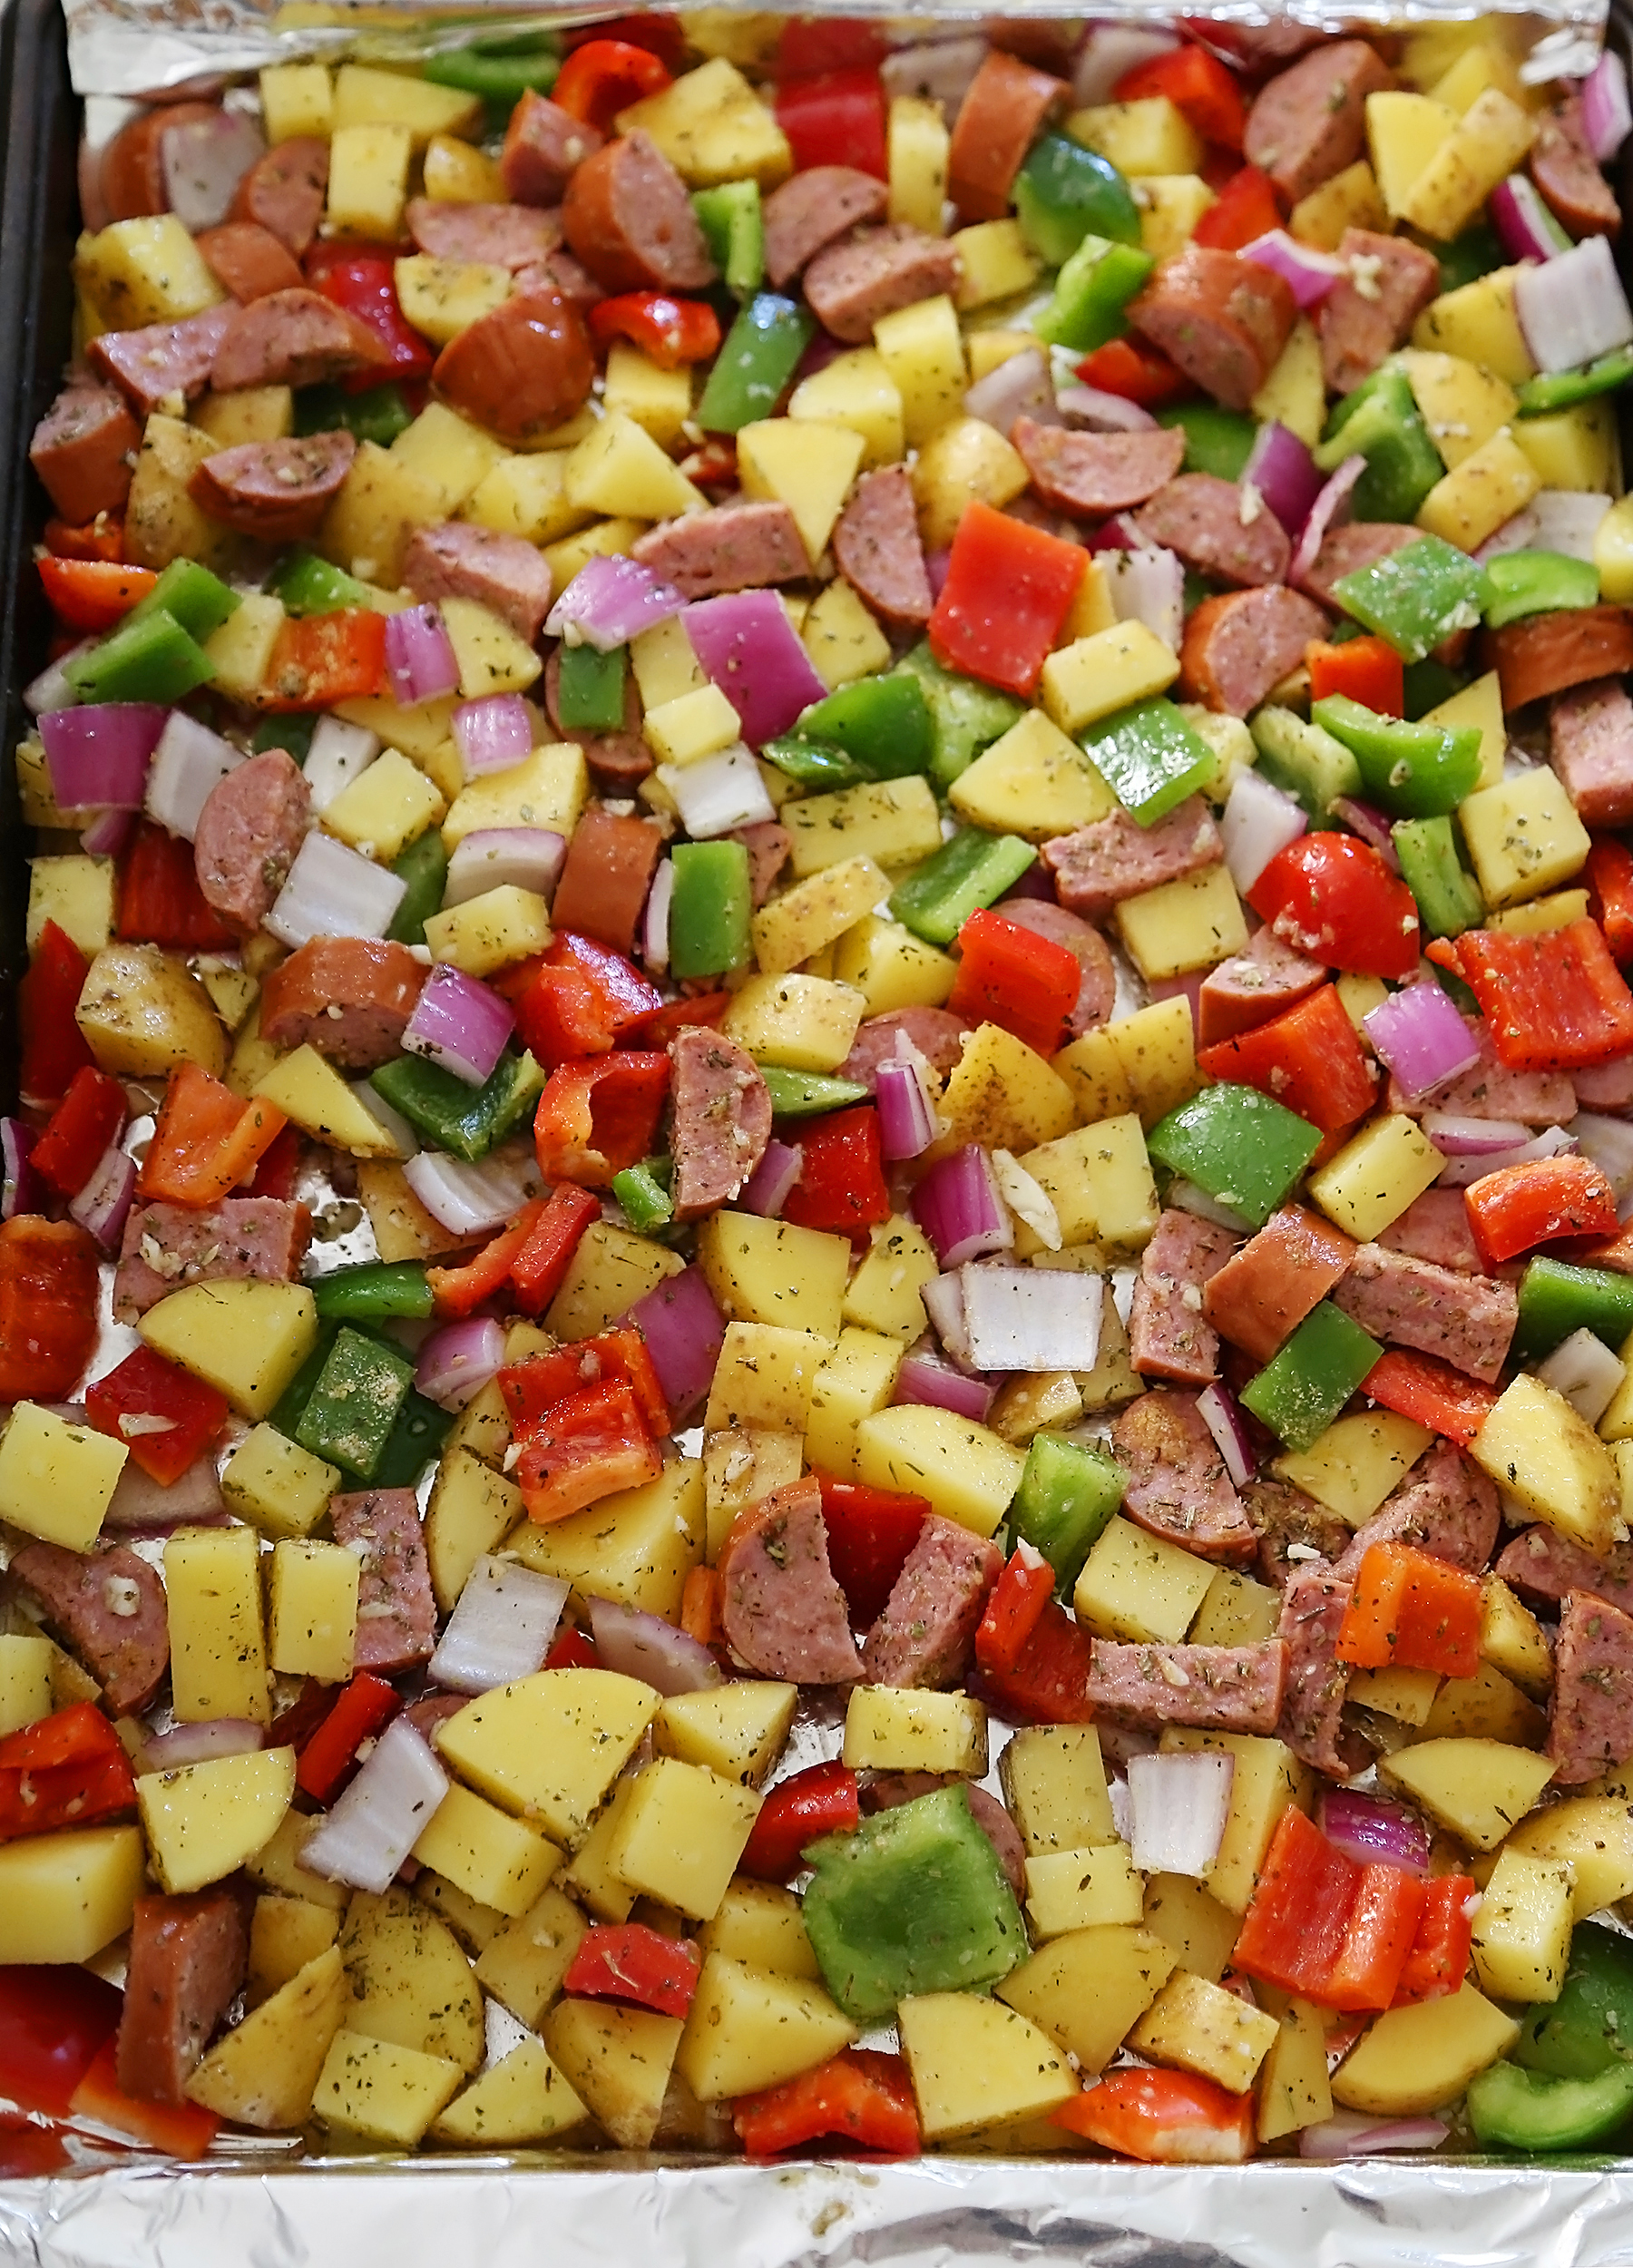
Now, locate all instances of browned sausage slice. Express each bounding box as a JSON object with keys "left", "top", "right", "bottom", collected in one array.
[
  {"left": 89, "top": 306, "right": 235, "bottom": 417},
  {"left": 803, "top": 224, "right": 962, "bottom": 345},
  {"left": 406, "top": 198, "right": 562, "bottom": 269},
  {"left": 1086, "top": 1639, "right": 1289, "bottom": 1734},
  {"left": 548, "top": 807, "right": 664, "bottom": 954},
  {"left": 1550, "top": 678, "right": 1633, "bottom": 826},
  {"left": 632, "top": 501, "right": 808, "bottom": 599},
  {"left": 1197, "top": 932, "right": 1327, "bottom": 1050},
  {"left": 230, "top": 136, "right": 329, "bottom": 256},
  {"left": 330, "top": 1489, "right": 436, "bottom": 1673},
  {"left": 402, "top": 520, "right": 554, "bottom": 643},
  {"left": 863, "top": 1517, "right": 1003, "bottom": 1688},
  {"left": 1043, "top": 797, "right": 1224, "bottom": 919},
  {"left": 838, "top": 1006, "right": 973, "bottom": 1090},
  {"left": 1110, "top": 1388, "right": 1257, "bottom": 1562},
  {"left": 194, "top": 219, "right": 305, "bottom": 302},
  {"left": 117, "top": 1888, "right": 250, "bottom": 2105},
  {"left": 1550, "top": 1592, "right": 1633, "bottom": 1785},
  {"left": 193, "top": 748, "right": 310, "bottom": 936},
  {"left": 8, "top": 1539, "right": 170, "bottom": 1715},
  {"left": 719, "top": 1478, "right": 865, "bottom": 1684},
  {"left": 1485, "top": 606, "right": 1633, "bottom": 713},
  {"left": 101, "top": 100, "right": 221, "bottom": 220},
  {"left": 1203, "top": 1204, "right": 1354, "bottom": 1364},
  {"left": 29, "top": 383, "right": 140, "bottom": 523},
  {"left": 1532, "top": 96, "right": 1620, "bottom": 240},
  {"left": 831, "top": 466, "right": 934, "bottom": 625},
  {"left": 1244, "top": 40, "right": 1395, "bottom": 203},
  {"left": 432, "top": 287, "right": 595, "bottom": 442},
  {"left": 211, "top": 288, "right": 392, "bottom": 393},
  {"left": 947, "top": 48, "right": 1068, "bottom": 221},
  {"left": 562, "top": 130, "right": 717, "bottom": 293},
  {"left": 189, "top": 429, "right": 357, "bottom": 542},
  {"left": 1129, "top": 247, "right": 1296, "bottom": 413},
  {"left": 1318, "top": 230, "right": 1442, "bottom": 395},
  {"left": 670, "top": 1029, "right": 773, "bottom": 1217},
  {"left": 501, "top": 90, "right": 603, "bottom": 206},
  {"left": 1294, "top": 519, "right": 1419, "bottom": 607},
  {"left": 113, "top": 1197, "right": 311, "bottom": 1322},
  {"left": 1136, "top": 473, "right": 1291, "bottom": 588},
  {"left": 1180, "top": 586, "right": 1329, "bottom": 716},
  {"left": 762, "top": 165, "right": 890, "bottom": 288},
  {"left": 1012, "top": 417, "right": 1186, "bottom": 515},
  {"left": 259, "top": 936, "right": 427, "bottom": 1069}
]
